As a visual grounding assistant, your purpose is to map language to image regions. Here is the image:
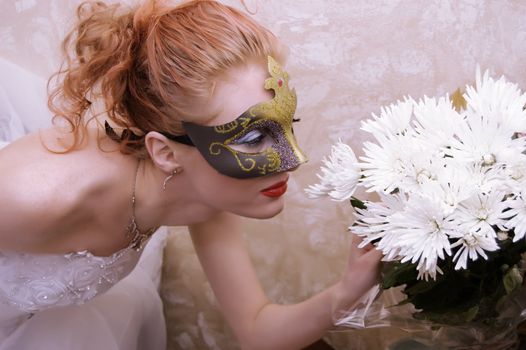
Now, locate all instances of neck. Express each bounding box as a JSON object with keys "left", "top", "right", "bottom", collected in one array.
[{"left": 132, "top": 159, "right": 220, "bottom": 229}]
